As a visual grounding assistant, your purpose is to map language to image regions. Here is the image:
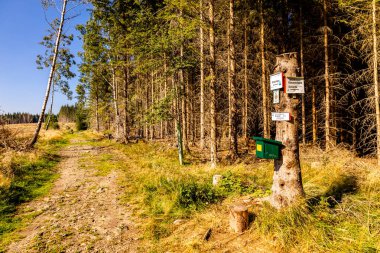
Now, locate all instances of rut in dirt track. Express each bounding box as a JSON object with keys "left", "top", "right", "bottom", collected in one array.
[{"left": 6, "top": 139, "right": 140, "bottom": 253}]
